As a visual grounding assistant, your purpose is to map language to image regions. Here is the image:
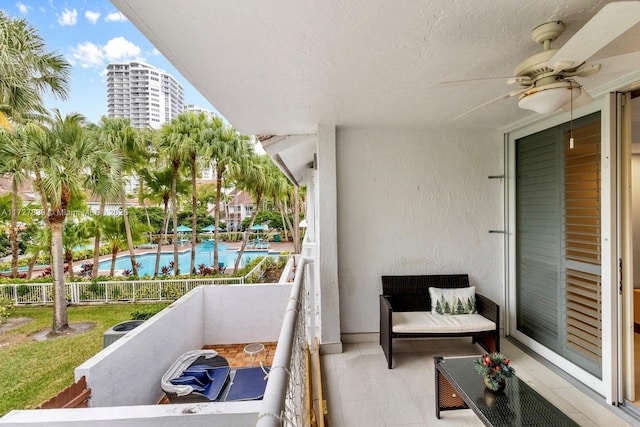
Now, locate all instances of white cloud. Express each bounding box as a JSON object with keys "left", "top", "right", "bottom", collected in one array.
[
  {"left": 16, "top": 2, "right": 29, "bottom": 14},
  {"left": 105, "top": 11, "right": 127, "bottom": 22},
  {"left": 69, "top": 37, "right": 143, "bottom": 69},
  {"left": 104, "top": 37, "right": 141, "bottom": 61},
  {"left": 57, "top": 8, "right": 77, "bottom": 26},
  {"left": 85, "top": 11, "right": 100, "bottom": 24},
  {"left": 70, "top": 42, "right": 104, "bottom": 69}
]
